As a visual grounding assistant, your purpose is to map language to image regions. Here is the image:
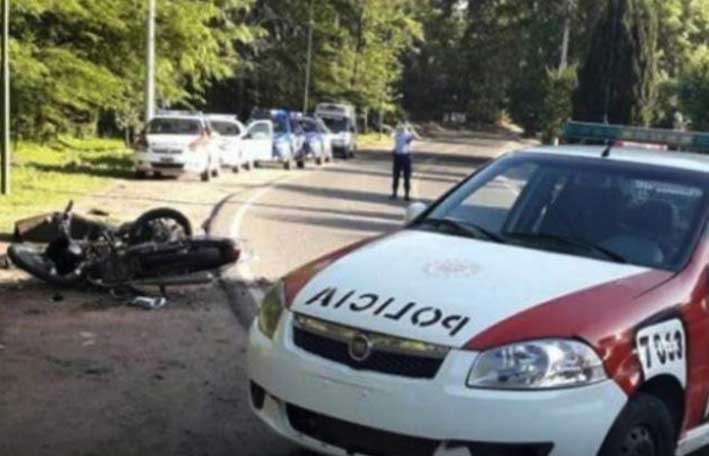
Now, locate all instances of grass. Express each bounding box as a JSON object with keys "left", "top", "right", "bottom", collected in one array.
[
  {"left": 359, "top": 132, "right": 392, "bottom": 148},
  {"left": 0, "top": 137, "right": 133, "bottom": 233}
]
